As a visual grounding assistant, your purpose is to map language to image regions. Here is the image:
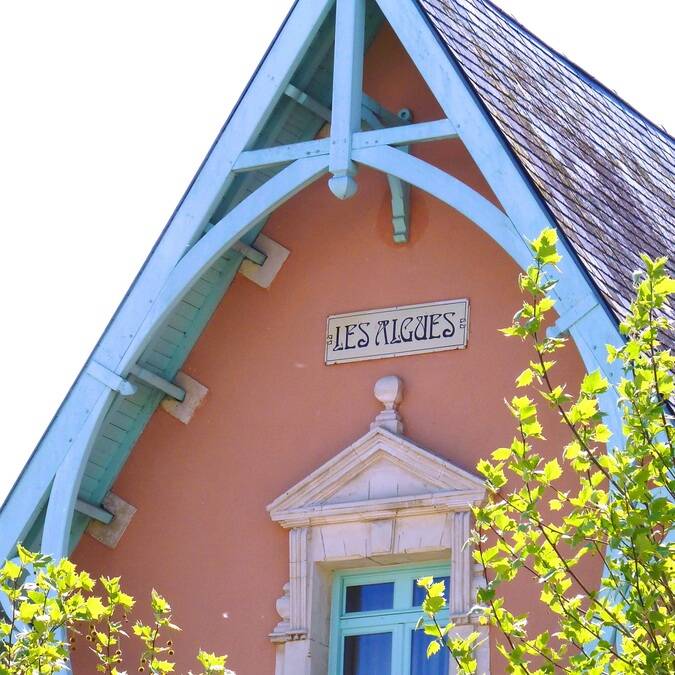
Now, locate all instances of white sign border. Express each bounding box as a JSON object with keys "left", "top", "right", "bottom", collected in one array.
[{"left": 325, "top": 298, "right": 470, "bottom": 365}]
